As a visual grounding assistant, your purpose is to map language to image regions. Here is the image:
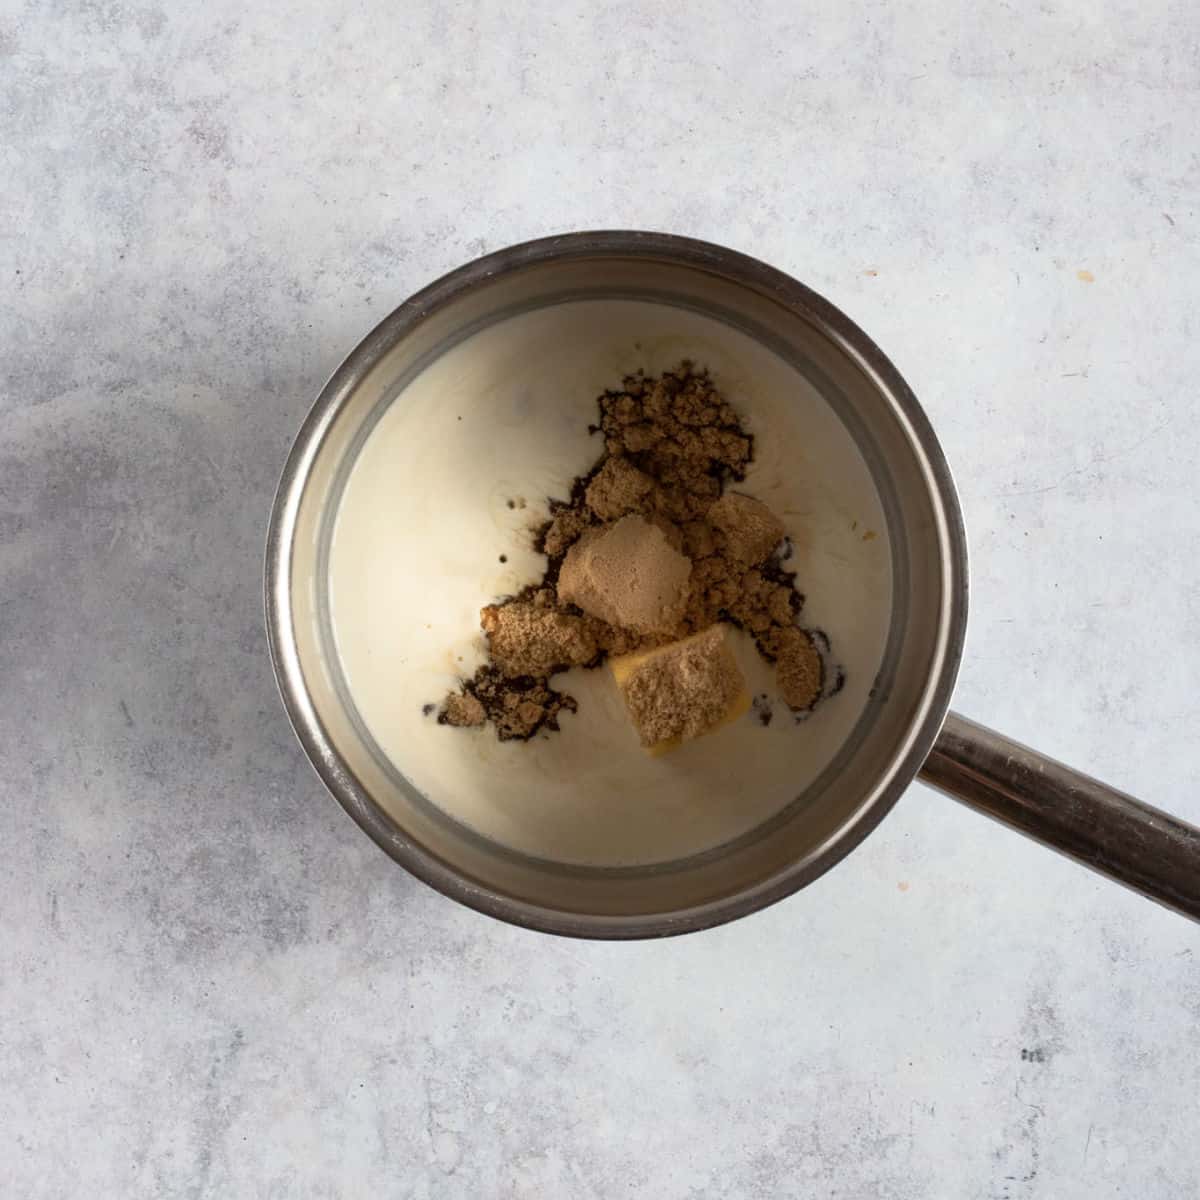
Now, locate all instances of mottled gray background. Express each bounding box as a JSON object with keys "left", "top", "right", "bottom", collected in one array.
[{"left": 3, "top": 1, "right": 1199, "bottom": 1196}]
